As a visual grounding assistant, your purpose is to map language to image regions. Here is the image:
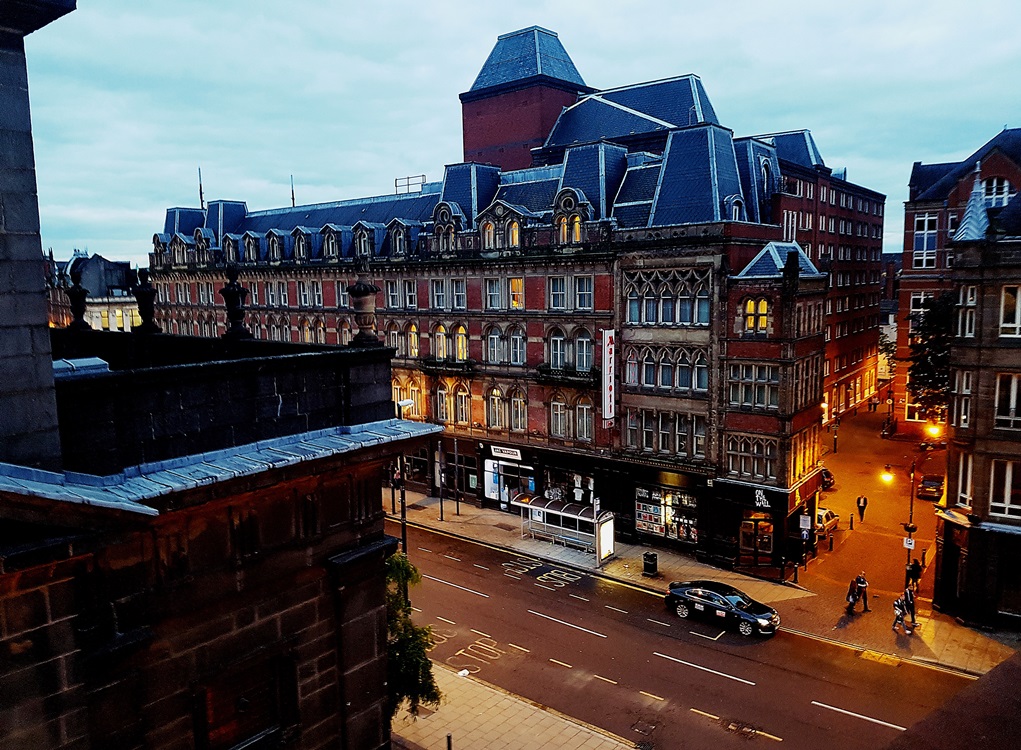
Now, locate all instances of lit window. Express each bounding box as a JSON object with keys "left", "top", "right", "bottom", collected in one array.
[
  {"left": 509, "top": 277, "right": 524, "bottom": 309},
  {"left": 406, "top": 323, "right": 419, "bottom": 357},
  {"left": 557, "top": 216, "right": 569, "bottom": 244},
  {"left": 482, "top": 222, "right": 495, "bottom": 250},
  {"left": 434, "top": 325, "right": 447, "bottom": 360},
  {"left": 571, "top": 215, "right": 582, "bottom": 244},
  {"left": 744, "top": 298, "right": 769, "bottom": 333},
  {"left": 990, "top": 460, "right": 1021, "bottom": 518},
  {"left": 453, "top": 325, "right": 468, "bottom": 362},
  {"left": 508, "top": 221, "right": 520, "bottom": 248}
]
